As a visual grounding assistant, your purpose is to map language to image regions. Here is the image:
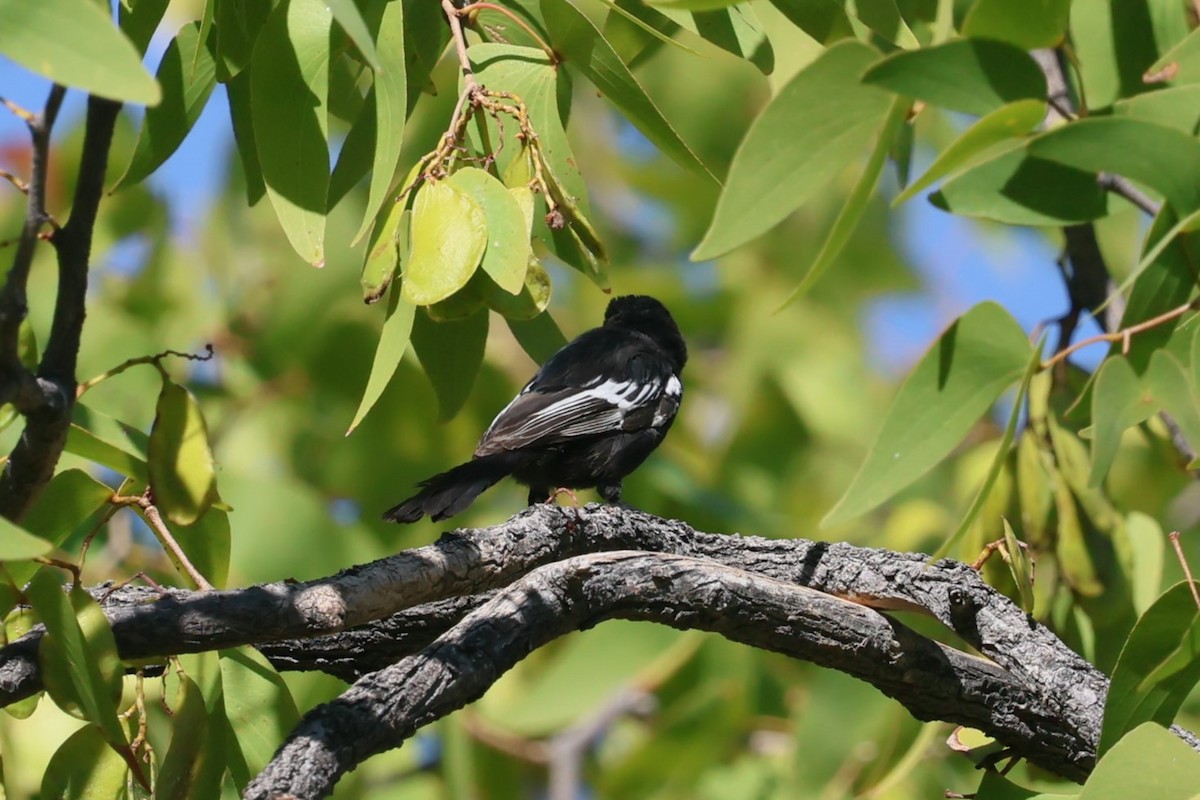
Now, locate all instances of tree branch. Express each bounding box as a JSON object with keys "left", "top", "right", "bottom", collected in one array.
[
  {"left": 0, "top": 95, "right": 122, "bottom": 521},
  {"left": 243, "top": 552, "right": 1093, "bottom": 799},
  {"left": 0, "top": 504, "right": 1155, "bottom": 790}
]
